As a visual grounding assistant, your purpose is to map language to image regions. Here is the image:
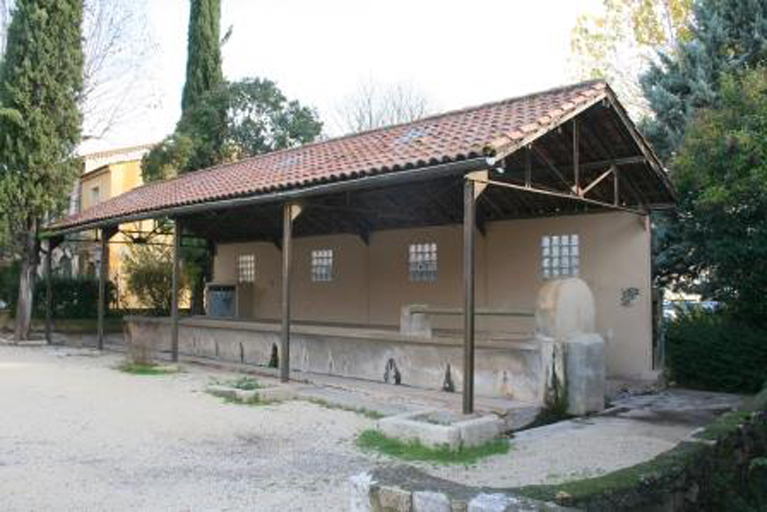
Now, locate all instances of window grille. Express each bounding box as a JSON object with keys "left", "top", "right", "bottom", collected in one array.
[
  {"left": 409, "top": 243, "right": 437, "bottom": 282},
  {"left": 541, "top": 234, "right": 579, "bottom": 279},
  {"left": 237, "top": 254, "right": 255, "bottom": 283},
  {"left": 311, "top": 249, "right": 333, "bottom": 282}
]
